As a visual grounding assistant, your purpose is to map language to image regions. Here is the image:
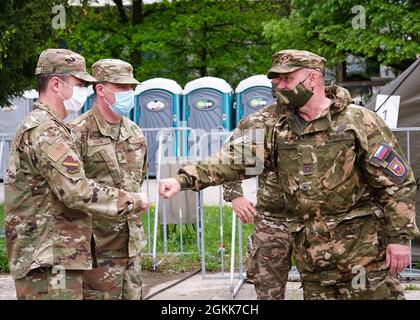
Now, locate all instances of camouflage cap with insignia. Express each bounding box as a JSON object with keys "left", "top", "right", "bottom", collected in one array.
[
  {"left": 35, "top": 48, "right": 96, "bottom": 82},
  {"left": 92, "top": 59, "right": 140, "bottom": 85},
  {"left": 267, "top": 49, "right": 326, "bottom": 79}
]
